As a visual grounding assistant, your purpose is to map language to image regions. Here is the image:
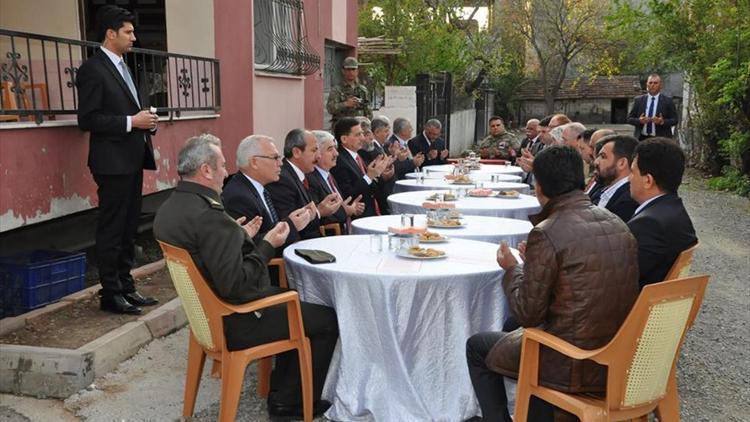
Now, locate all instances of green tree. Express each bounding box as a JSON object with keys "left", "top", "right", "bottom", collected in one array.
[{"left": 608, "top": 0, "right": 750, "bottom": 195}]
